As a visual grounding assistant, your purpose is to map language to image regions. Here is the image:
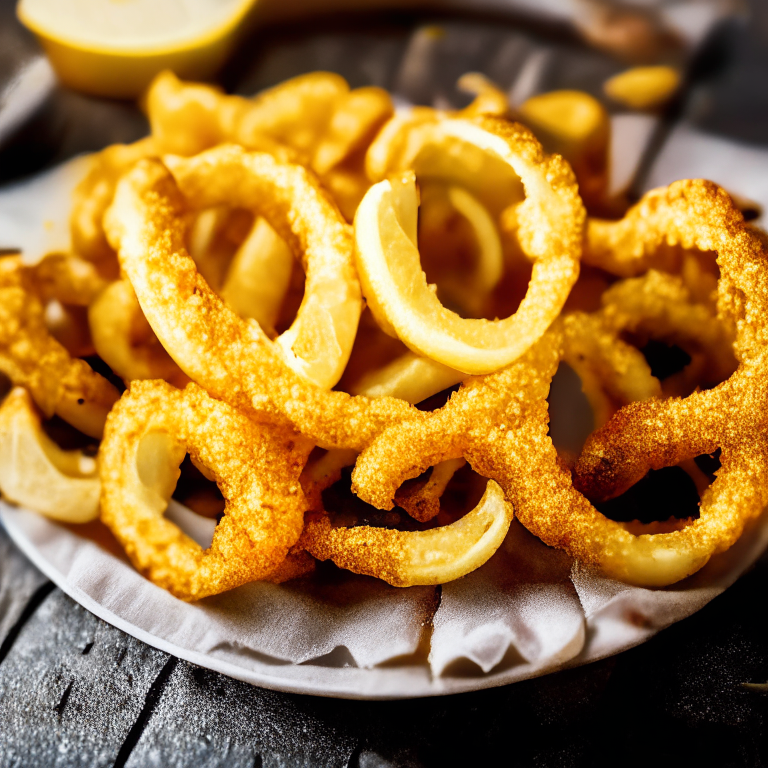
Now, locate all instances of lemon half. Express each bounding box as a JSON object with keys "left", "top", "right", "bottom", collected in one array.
[{"left": 18, "top": 0, "right": 258, "bottom": 98}]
